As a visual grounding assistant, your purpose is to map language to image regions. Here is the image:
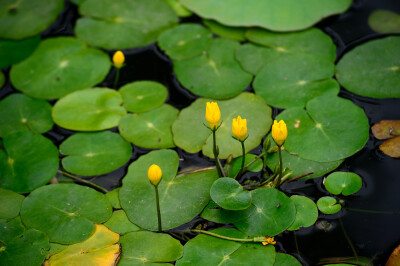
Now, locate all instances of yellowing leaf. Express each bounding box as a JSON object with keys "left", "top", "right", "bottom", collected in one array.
[{"left": 387, "top": 244, "right": 400, "bottom": 266}]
